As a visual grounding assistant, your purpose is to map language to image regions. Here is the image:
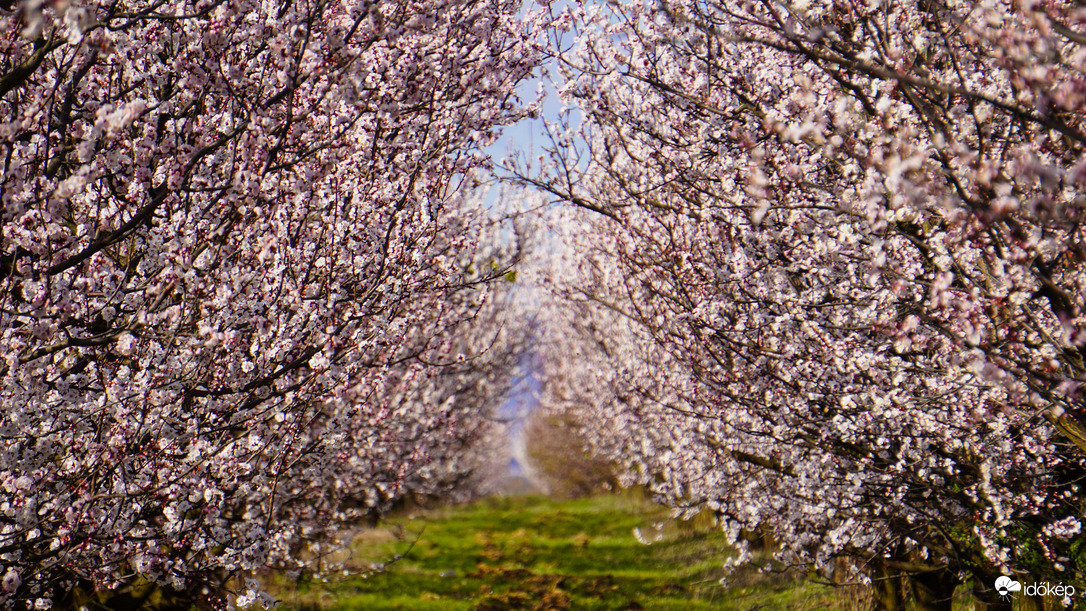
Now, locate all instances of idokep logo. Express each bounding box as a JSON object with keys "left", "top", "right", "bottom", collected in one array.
[
  {"left": 995, "top": 575, "right": 1021, "bottom": 599},
  {"left": 995, "top": 575, "right": 1077, "bottom": 603}
]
